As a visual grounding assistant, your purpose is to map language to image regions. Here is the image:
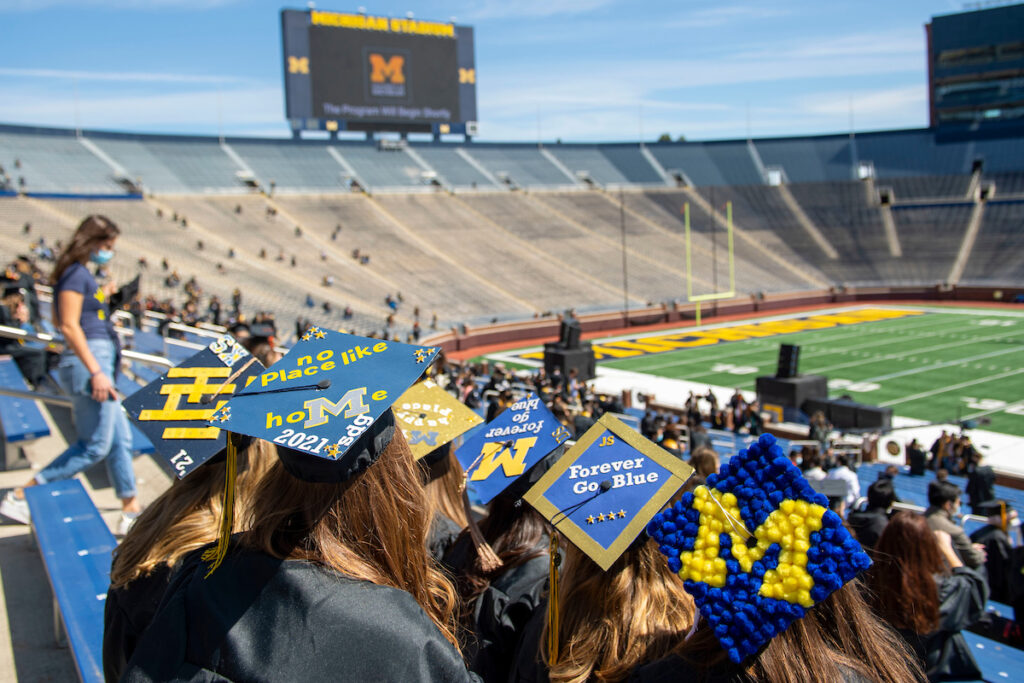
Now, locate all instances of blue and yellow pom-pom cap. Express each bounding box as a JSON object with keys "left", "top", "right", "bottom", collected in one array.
[
  {"left": 646, "top": 433, "right": 871, "bottom": 663},
  {"left": 456, "top": 392, "right": 570, "bottom": 504},
  {"left": 207, "top": 328, "right": 438, "bottom": 483},
  {"left": 524, "top": 413, "right": 693, "bottom": 571},
  {"left": 122, "top": 334, "right": 265, "bottom": 479}
]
